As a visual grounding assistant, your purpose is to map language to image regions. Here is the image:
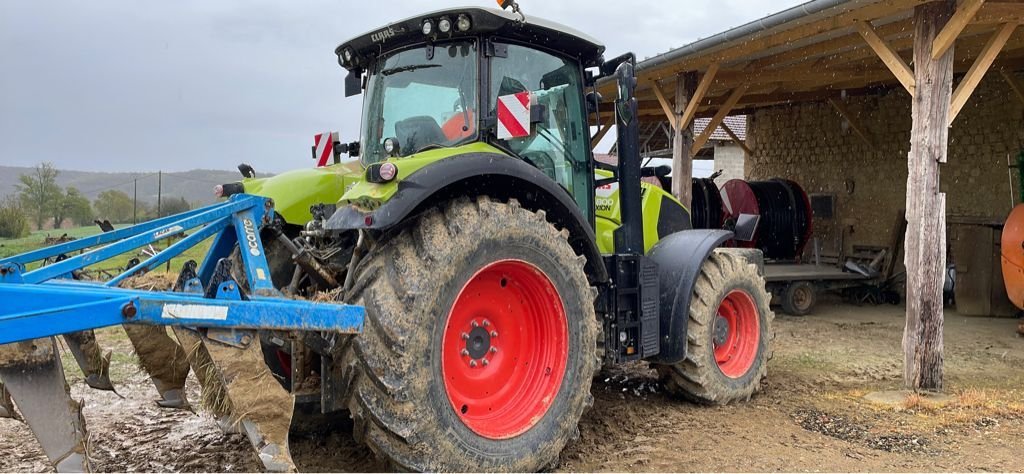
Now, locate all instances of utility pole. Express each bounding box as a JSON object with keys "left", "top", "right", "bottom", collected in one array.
[
  {"left": 157, "top": 171, "right": 162, "bottom": 218},
  {"left": 133, "top": 178, "right": 138, "bottom": 225}
]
